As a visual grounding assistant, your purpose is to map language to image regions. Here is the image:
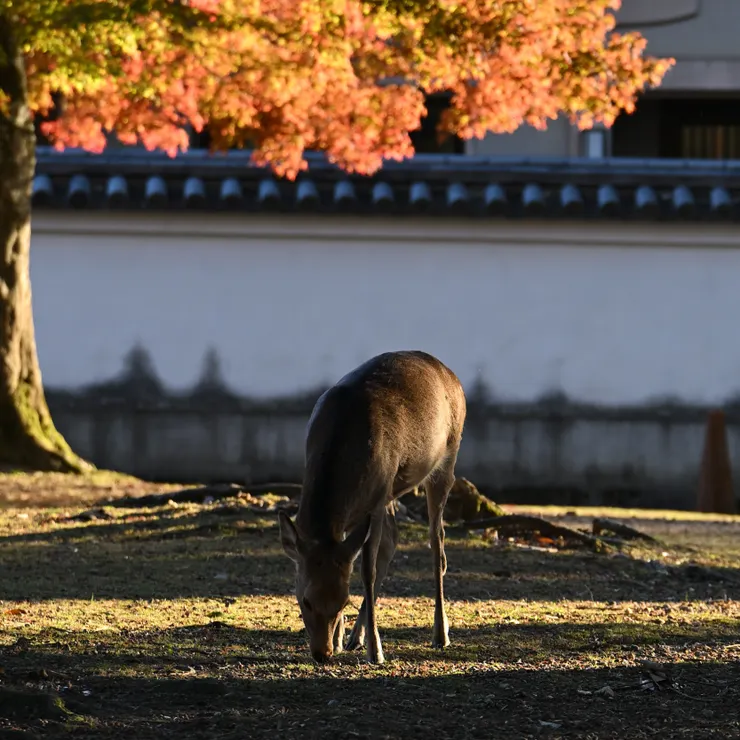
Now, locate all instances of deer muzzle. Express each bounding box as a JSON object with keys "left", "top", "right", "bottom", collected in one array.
[{"left": 311, "top": 646, "right": 333, "bottom": 663}]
